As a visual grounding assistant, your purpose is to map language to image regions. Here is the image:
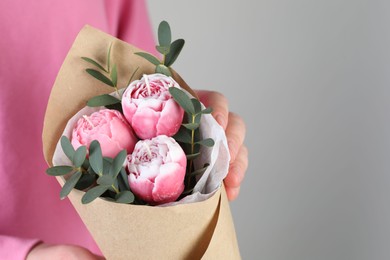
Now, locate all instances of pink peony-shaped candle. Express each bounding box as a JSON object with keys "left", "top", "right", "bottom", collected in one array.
[
  {"left": 121, "top": 73, "right": 184, "bottom": 140},
  {"left": 127, "top": 135, "right": 187, "bottom": 205},
  {"left": 71, "top": 109, "right": 138, "bottom": 158}
]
